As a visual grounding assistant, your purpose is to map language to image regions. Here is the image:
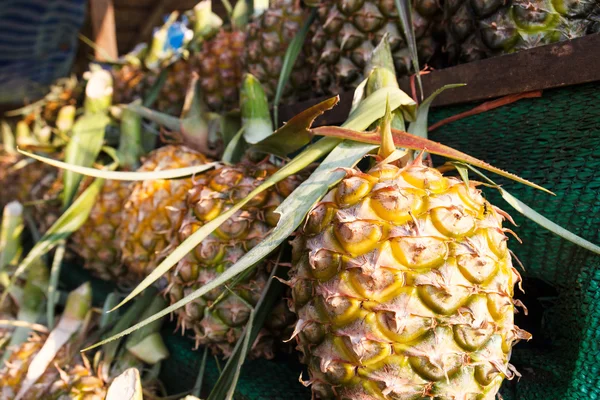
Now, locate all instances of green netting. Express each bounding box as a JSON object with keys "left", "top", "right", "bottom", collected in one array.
[{"left": 60, "top": 81, "right": 600, "bottom": 399}]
